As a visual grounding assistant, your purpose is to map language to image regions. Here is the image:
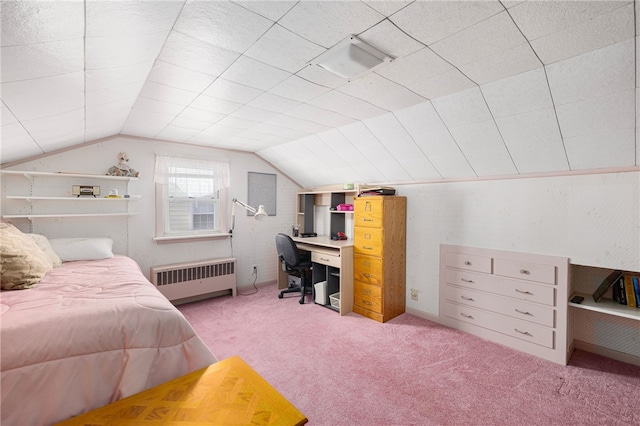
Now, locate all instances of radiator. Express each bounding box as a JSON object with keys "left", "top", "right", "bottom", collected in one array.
[{"left": 150, "top": 258, "right": 236, "bottom": 301}]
